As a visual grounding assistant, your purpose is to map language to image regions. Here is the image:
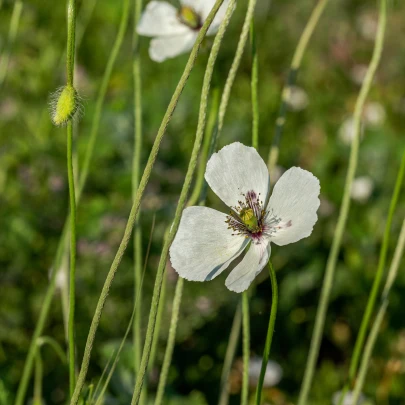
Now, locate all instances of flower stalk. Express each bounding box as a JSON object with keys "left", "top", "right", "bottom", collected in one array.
[
  {"left": 297, "top": 1, "right": 387, "bottom": 403},
  {"left": 69, "top": 2, "right": 226, "bottom": 404}
]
